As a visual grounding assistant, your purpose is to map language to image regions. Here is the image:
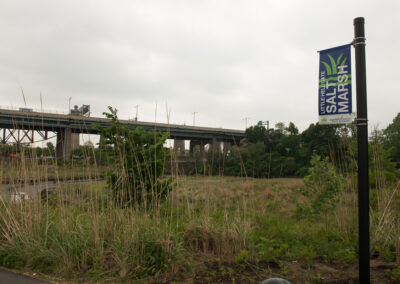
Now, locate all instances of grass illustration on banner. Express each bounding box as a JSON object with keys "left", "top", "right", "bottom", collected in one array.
[{"left": 318, "top": 44, "right": 354, "bottom": 125}]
